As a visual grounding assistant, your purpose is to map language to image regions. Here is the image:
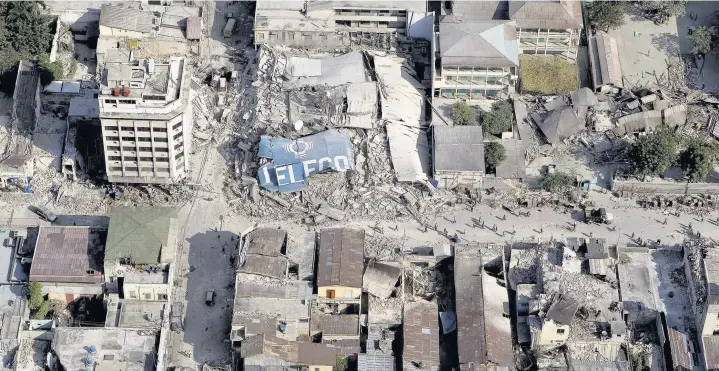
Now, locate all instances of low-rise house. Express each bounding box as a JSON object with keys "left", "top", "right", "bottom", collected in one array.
[
  {"left": 531, "top": 294, "right": 579, "bottom": 349},
  {"left": 586, "top": 238, "right": 611, "bottom": 276},
  {"left": 494, "top": 139, "right": 527, "bottom": 179},
  {"left": 104, "top": 207, "right": 176, "bottom": 301},
  {"left": 432, "top": 126, "right": 485, "bottom": 189},
  {"left": 316, "top": 229, "right": 364, "bottom": 302},
  {"left": 99, "top": 4, "right": 156, "bottom": 38},
  {"left": 363, "top": 262, "right": 401, "bottom": 298},
  {"left": 509, "top": 0, "right": 582, "bottom": 59},
  {"left": 242, "top": 334, "right": 340, "bottom": 370},
  {"left": 700, "top": 248, "right": 719, "bottom": 370},
  {"left": 29, "top": 226, "right": 106, "bottom": 298},
  {"left": 434, "top": 18, "right": 519, "bottom": 99}
]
